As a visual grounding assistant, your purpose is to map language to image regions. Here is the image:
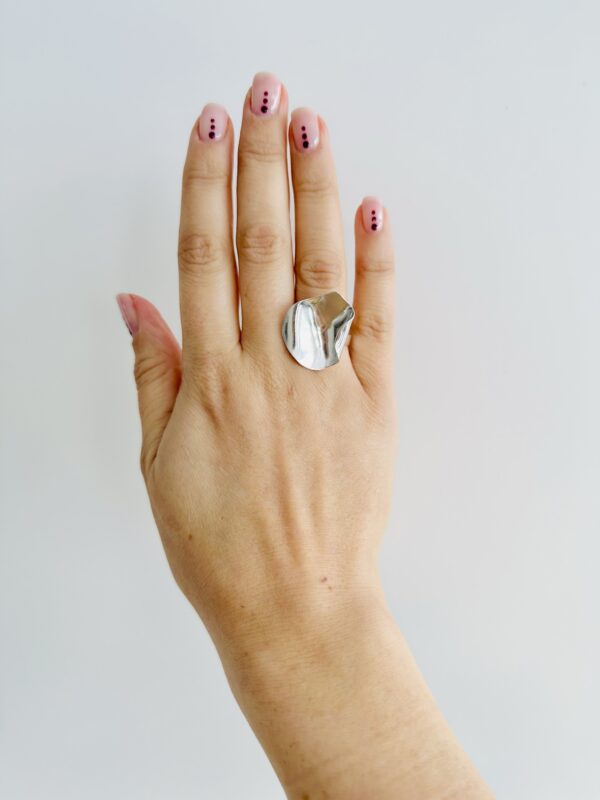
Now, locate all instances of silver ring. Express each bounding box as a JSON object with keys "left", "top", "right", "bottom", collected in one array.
[{"left": 282, "top": 291, "right": 355, "bottom": 371}]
